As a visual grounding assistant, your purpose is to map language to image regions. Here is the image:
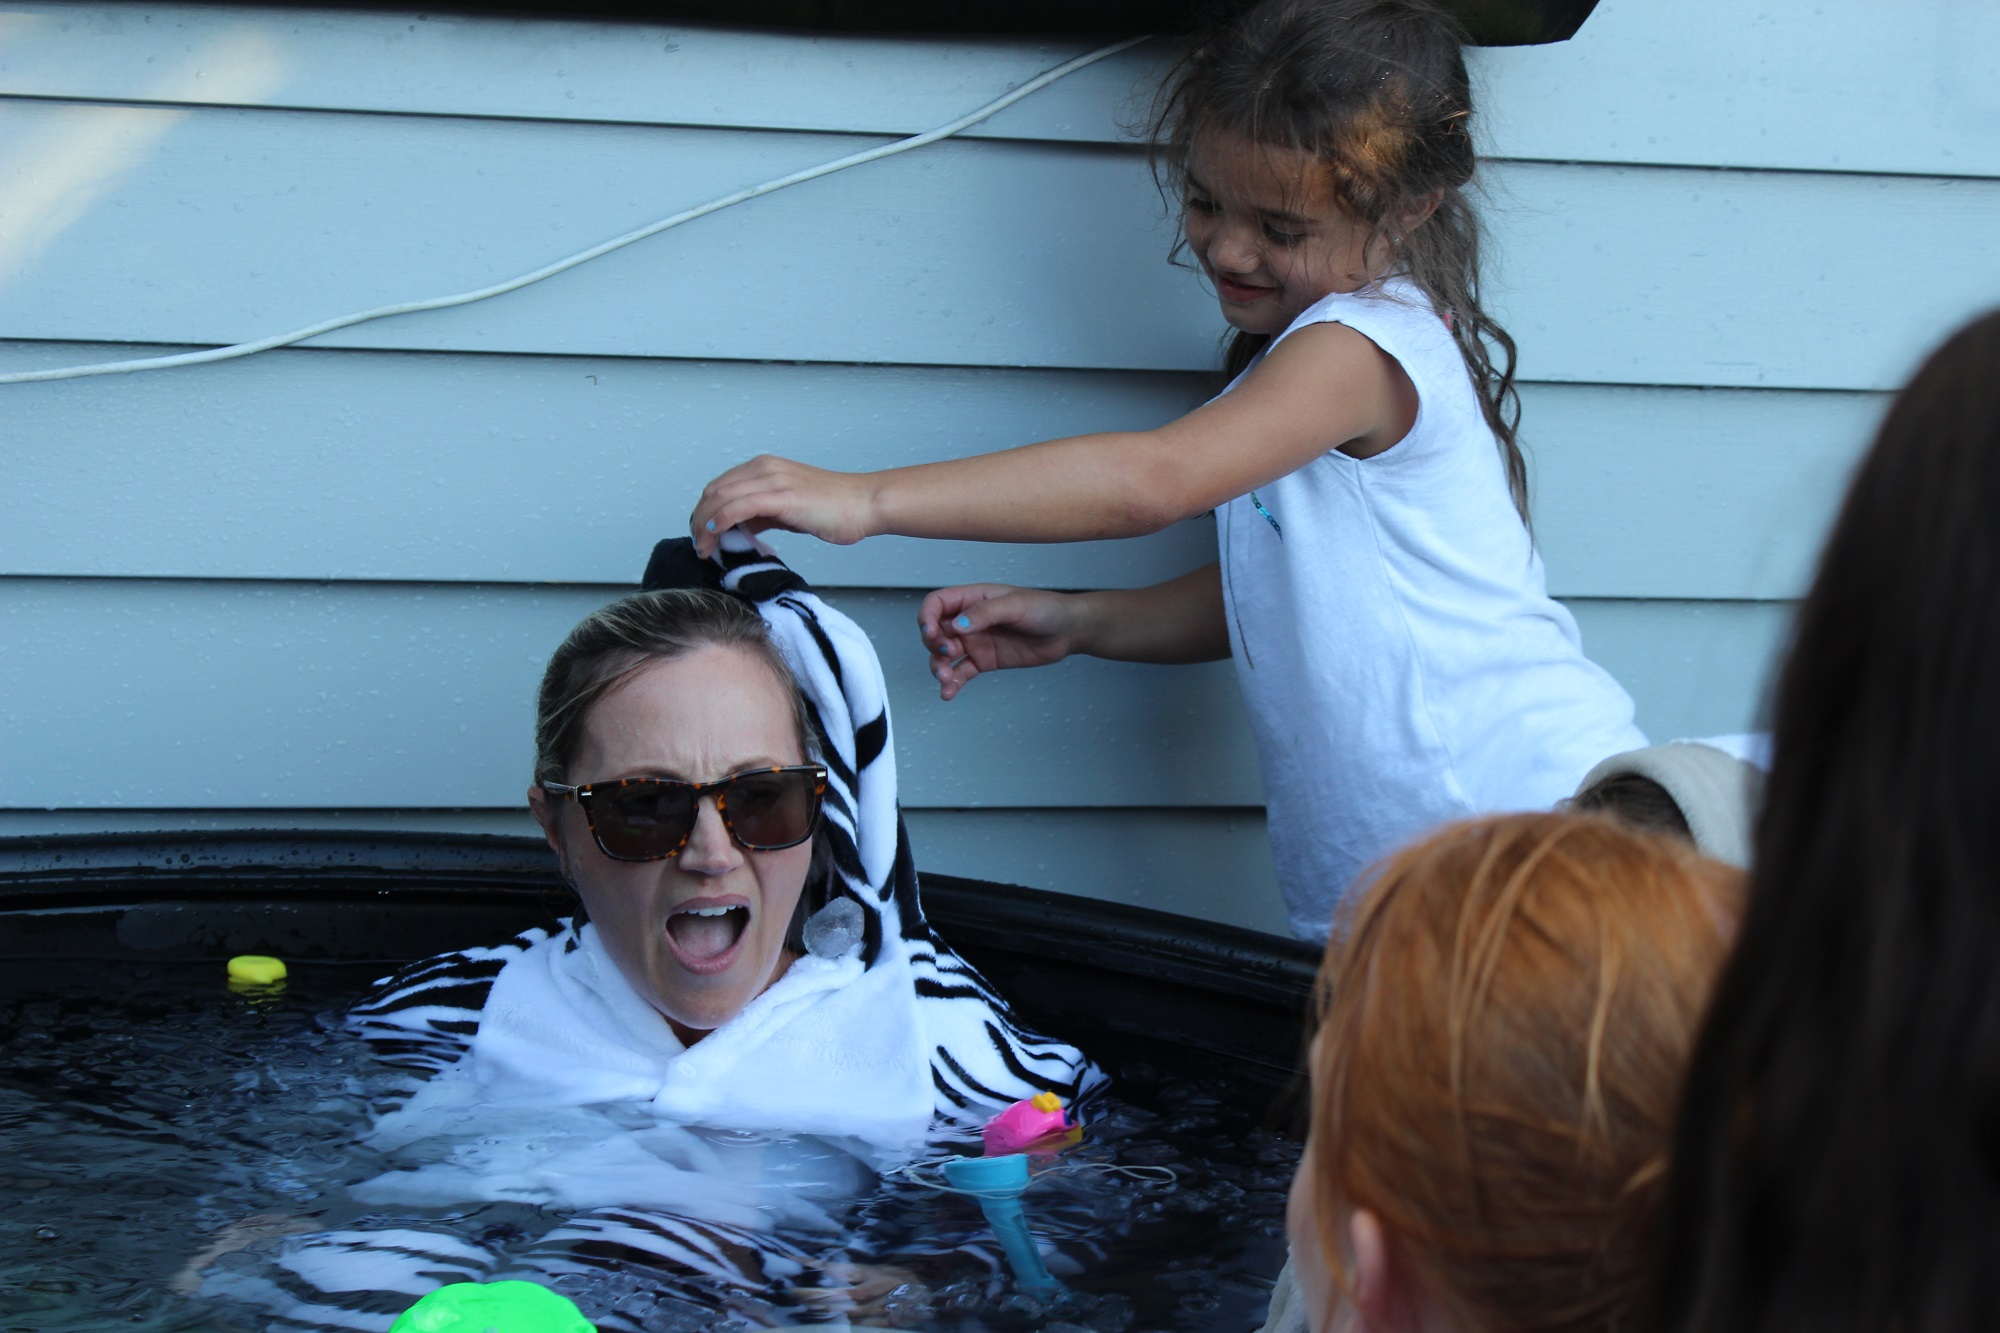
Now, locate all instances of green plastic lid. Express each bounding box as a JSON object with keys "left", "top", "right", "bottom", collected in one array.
[{"left": 388, "top": 1281, "right": 595, "bottom": 1333}]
